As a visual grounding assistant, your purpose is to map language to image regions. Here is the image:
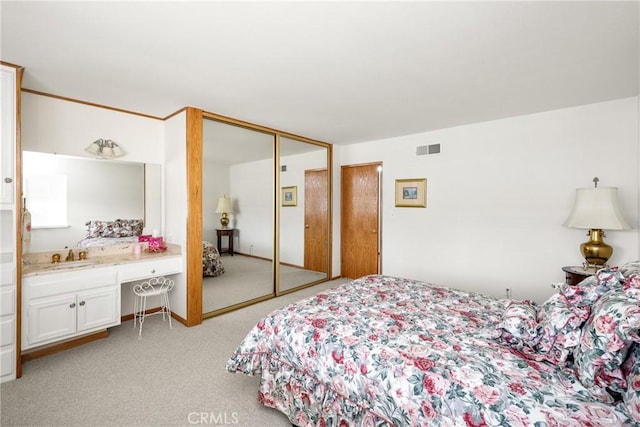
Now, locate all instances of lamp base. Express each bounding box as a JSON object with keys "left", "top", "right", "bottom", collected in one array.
[
  {"left": 220, "top": 213, "right": 229, "bottom": 228},
  {"left": 580, "top": 229, "right": 612, "bottom": 268}
]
